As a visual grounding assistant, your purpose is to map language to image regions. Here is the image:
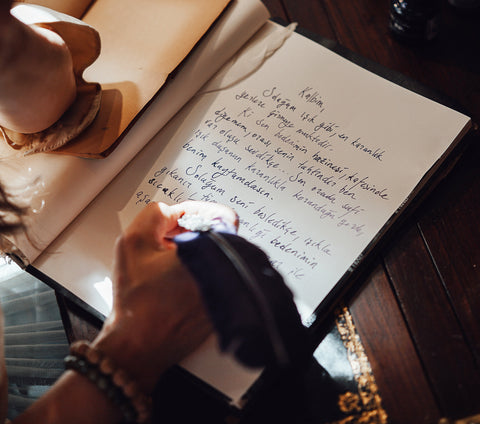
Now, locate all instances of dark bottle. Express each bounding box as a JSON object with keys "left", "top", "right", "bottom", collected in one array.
[{"left": 389, "top": 0, "right": 441, "bottom": 42}]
